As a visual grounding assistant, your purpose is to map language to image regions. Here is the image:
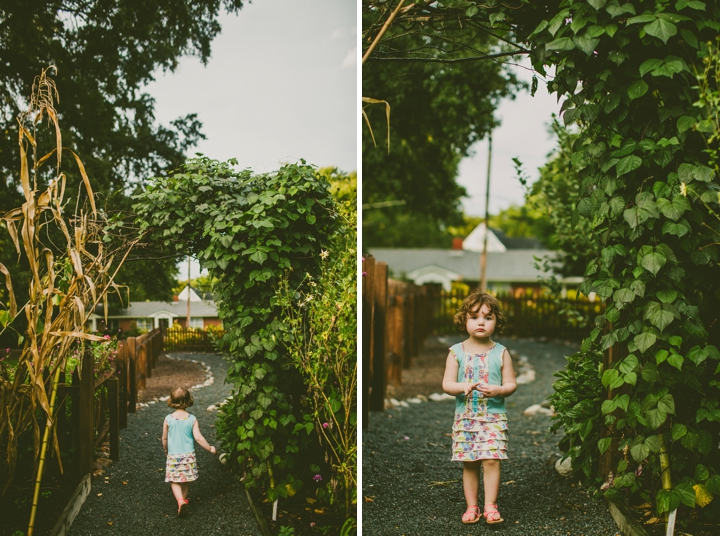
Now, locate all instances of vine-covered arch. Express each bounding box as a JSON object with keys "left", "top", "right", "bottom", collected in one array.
[{"left": 134, "top": 157, "right": 342, "bottom": 498}]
